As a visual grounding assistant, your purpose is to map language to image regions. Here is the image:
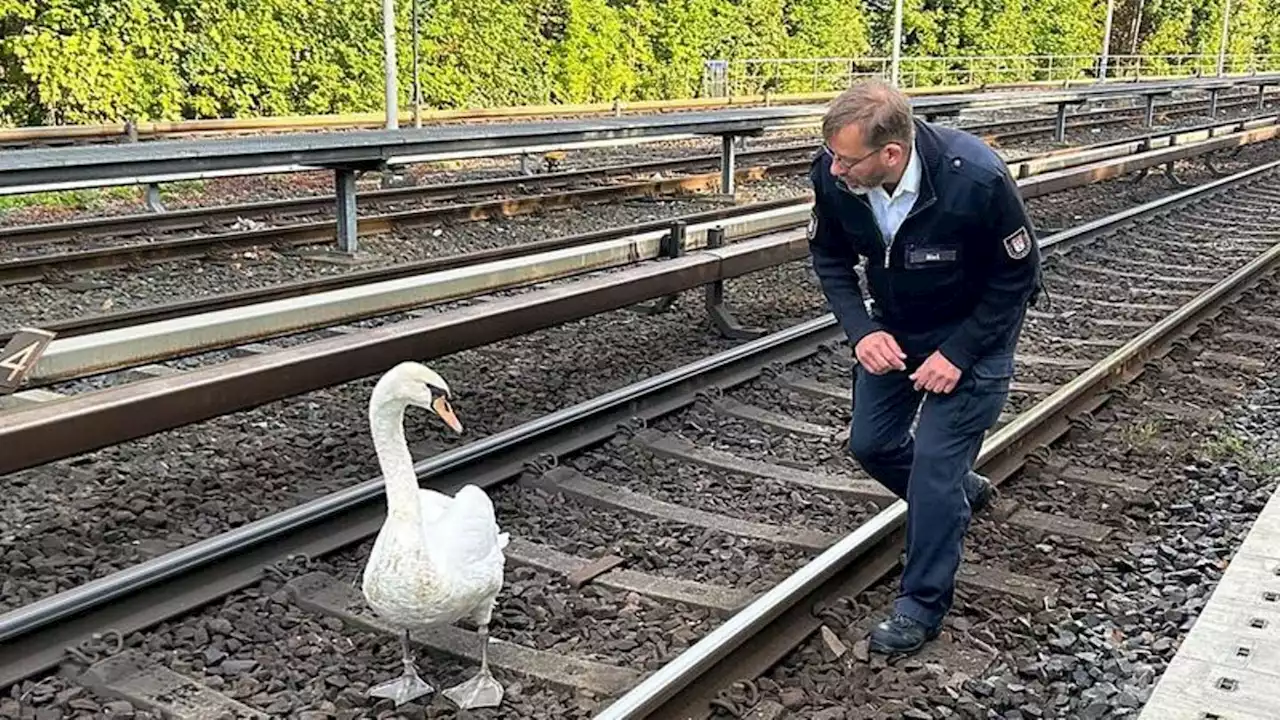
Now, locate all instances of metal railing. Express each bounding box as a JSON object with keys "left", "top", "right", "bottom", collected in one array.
[{"left": 702, "top": 54, "right": 1280, "bottom": 97}]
